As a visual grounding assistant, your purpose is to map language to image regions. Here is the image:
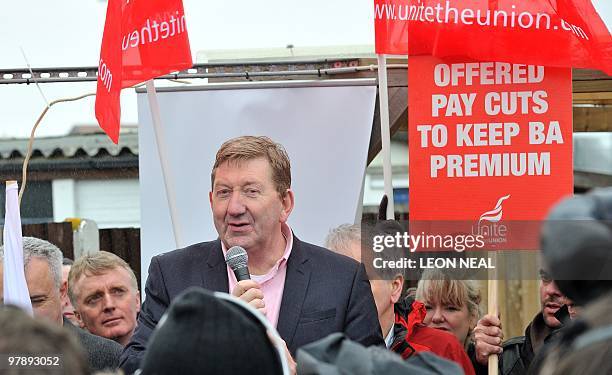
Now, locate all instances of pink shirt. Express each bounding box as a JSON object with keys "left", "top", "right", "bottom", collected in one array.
[{"left": 223, "top": 223, "right": 293, "bottom": 328}]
